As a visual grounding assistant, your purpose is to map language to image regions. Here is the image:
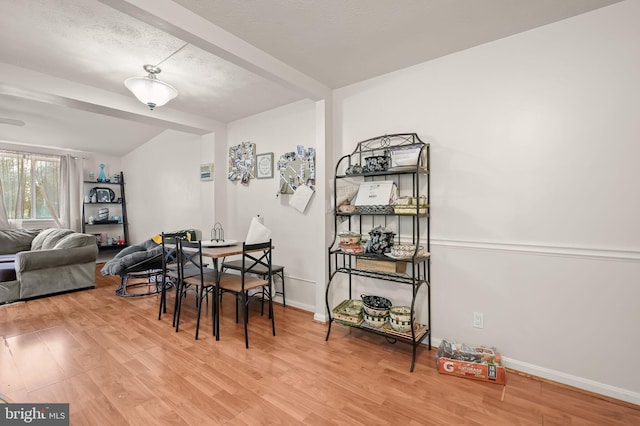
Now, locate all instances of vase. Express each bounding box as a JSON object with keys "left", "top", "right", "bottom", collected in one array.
[{"left": 98, "top": 164, "right": 107, "bottom": 182}]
